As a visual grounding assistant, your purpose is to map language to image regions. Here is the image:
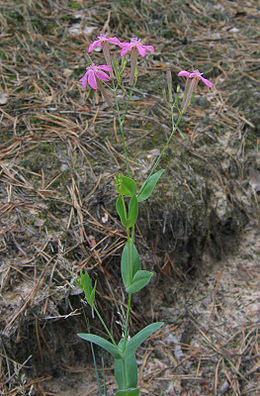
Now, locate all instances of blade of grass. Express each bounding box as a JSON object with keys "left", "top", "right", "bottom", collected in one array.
[
  {"left": 101, "top": 355, "right": 107, "bottom": 396},
  {"left": 84, "top": 311, "right": 103, "bottom": 396}
]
